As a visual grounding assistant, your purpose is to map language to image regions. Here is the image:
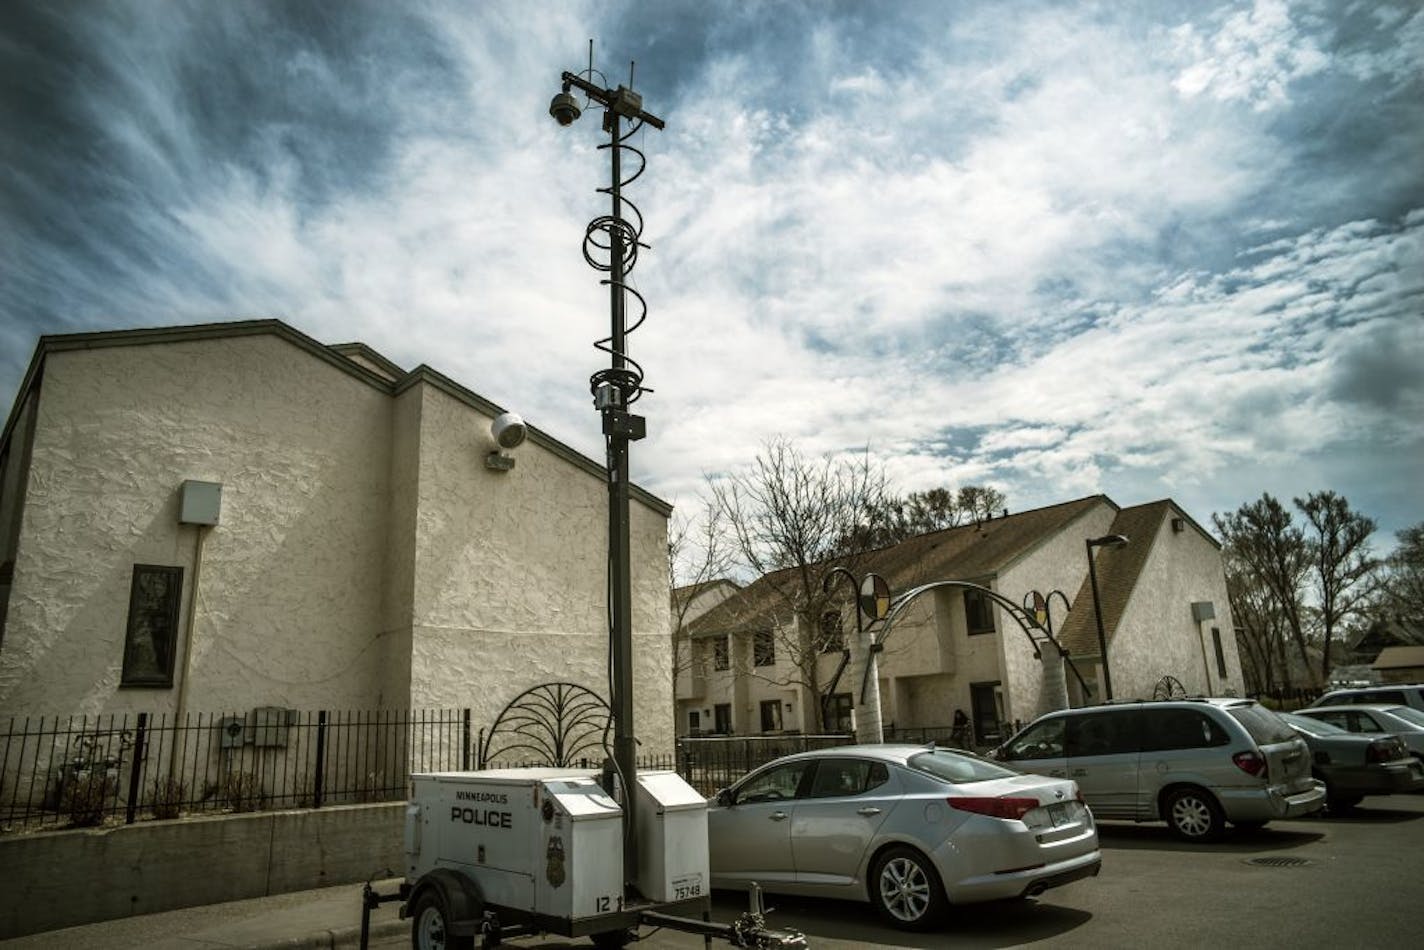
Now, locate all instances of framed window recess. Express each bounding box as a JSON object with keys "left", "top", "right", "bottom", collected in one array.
[{"left": 120, "top": 564, "right": 184, "bottom": 688}]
